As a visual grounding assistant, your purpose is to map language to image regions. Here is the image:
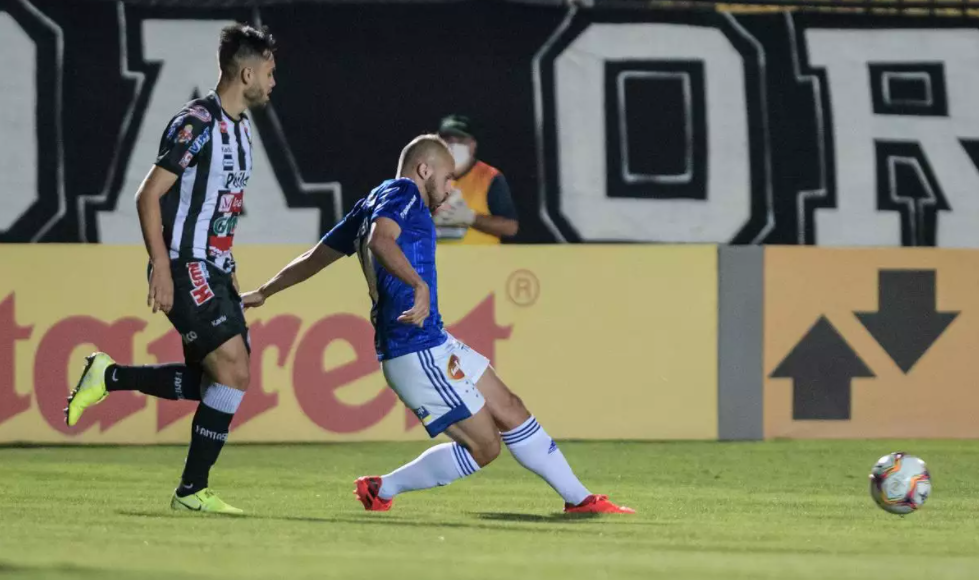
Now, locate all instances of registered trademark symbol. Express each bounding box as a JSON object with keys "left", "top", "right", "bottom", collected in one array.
[{"left": 506, "top": 270, "right": 539, "bottom": 307}]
